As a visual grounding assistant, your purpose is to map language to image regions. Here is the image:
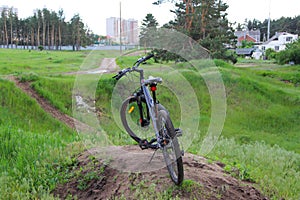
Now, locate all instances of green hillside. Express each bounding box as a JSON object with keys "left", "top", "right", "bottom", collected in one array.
[
  {"left": 0, "top": 79, "right": 80, "bottom": 199},
  {"left": 0, "top": 49, "right": 299, "bottom": 199}
]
